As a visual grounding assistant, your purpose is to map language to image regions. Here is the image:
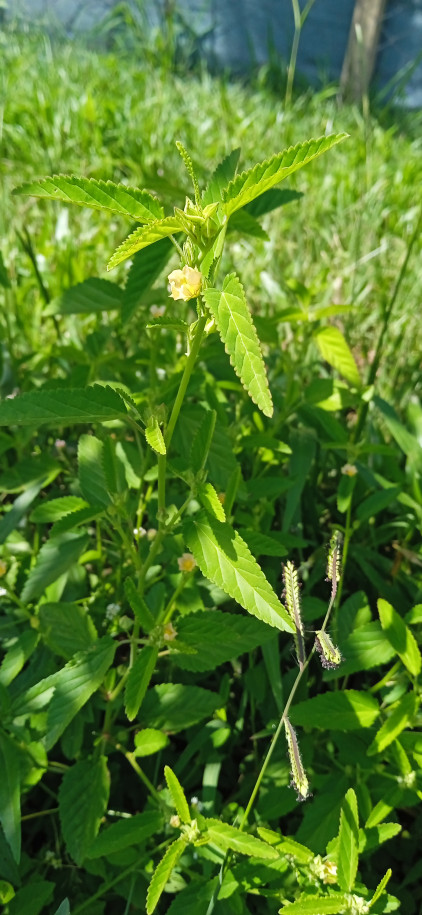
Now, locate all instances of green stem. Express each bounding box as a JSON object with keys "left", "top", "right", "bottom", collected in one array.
[
  {"left": 165, "top": 313, "right": 207, "bottom": 449},
  {"left": 157, "top": 452, "right": 166, "bottom": 528},
  {"left": 124, "top": 750, "right": 163, "bottom": 804}
]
